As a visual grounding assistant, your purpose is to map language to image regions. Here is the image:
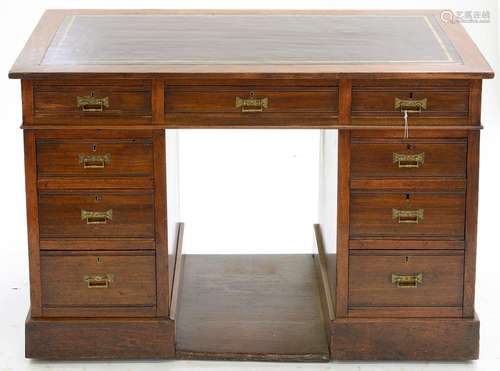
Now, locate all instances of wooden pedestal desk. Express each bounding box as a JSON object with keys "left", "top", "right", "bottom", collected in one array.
[{"left": 9, "top": 10, "right": 494, "bottom": 361}]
